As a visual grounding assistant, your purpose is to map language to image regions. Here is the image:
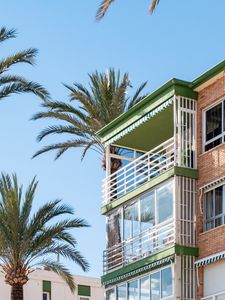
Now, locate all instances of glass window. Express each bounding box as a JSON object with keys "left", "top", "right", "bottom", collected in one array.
[
  {"left": 206, "top": 102, "right": 222, "bottom": 142},
  {"left": 140, "top": 191, "right": 155, "bottom": 232},
  {"left": 151, "top": 272, "right": 160, "bottom": 300},
  {"left": 157, "top": 182, "right": 173, "bottom": 223},
  {"left": 107, "top": 209, "right": 123, "bottom": 248},
  {"left": 43, "top": 293, "right": 50, "bottom": 300},
  {"left": 124, "top": 202, "right": 139, "bottom": 240},
  {"left": 161, "top": 267, "right": 173, "bottom": 298},
  {"left": 204, "top": 101, "right": 225, "bottom": 152},
  {"left": 140, "top": 276, "right": 150, "bottom": 300},
  {"left": 106, "top": 288, "right": 116, "bottom": 300},
  {"left": 128, "top": 280, "right": 138, "bottom": 300},
  {"left": 205, "top": 184, "right": 225, "bottom": 231},
  {"left": 117, "top": 284, "right": 127, "bottom": 300}
]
